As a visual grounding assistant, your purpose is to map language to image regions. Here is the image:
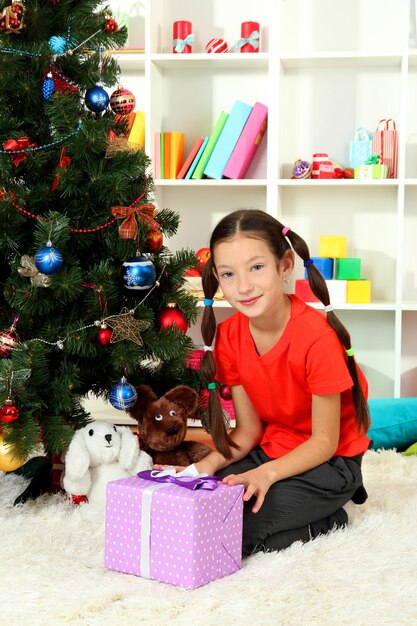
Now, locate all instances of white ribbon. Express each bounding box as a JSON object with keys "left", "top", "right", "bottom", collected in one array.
[{"left": 139, "top": 464, "right": 208, "bottom": 577}]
